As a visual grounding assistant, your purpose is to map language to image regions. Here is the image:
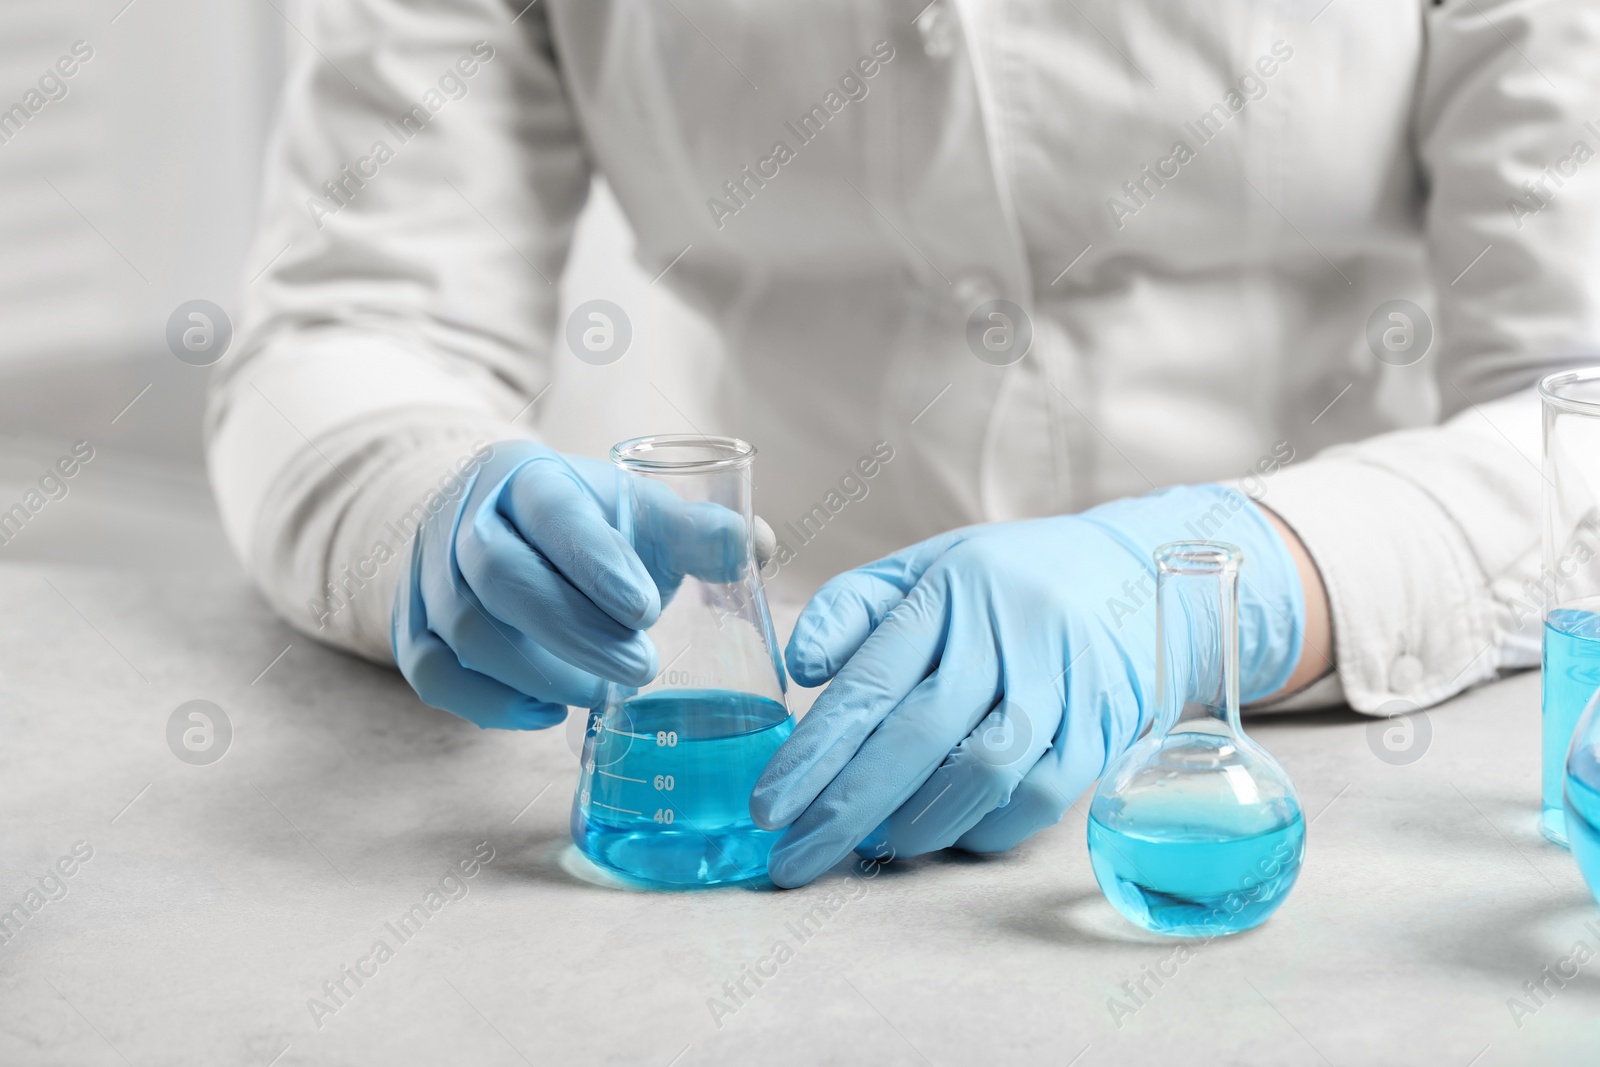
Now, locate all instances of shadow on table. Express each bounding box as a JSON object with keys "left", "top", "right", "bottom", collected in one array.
[
  {"left": 1401, "top": 789, "right": 1565, "bottom": 855},
  {"left": 994, "top": 887, "right": 1286, "bottom": 949},
  {"left": 996, "top": 888, "right": 1116, "bottom": 948},
  {"left": 1242, "top": 707, "right": 1371, "bottom": 729},
  {"left": 1429, "top": 895, "right": 1600, "bottom": 998},
  {"left": 485, "top": 831, "right": 994, "bottom": 897},
  {"left": 484, "top": 830, "right": 794, "bottom": 896}
]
